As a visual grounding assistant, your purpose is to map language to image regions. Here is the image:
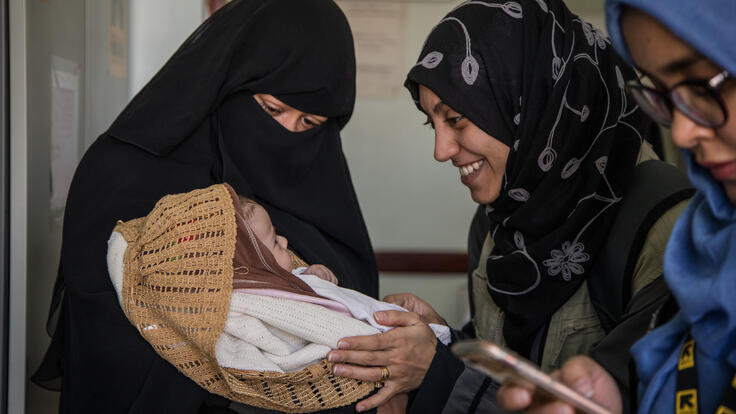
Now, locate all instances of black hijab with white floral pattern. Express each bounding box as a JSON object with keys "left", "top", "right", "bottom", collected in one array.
[{"left": 406, "top": 0, "right": 653, "bottom": 356}]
